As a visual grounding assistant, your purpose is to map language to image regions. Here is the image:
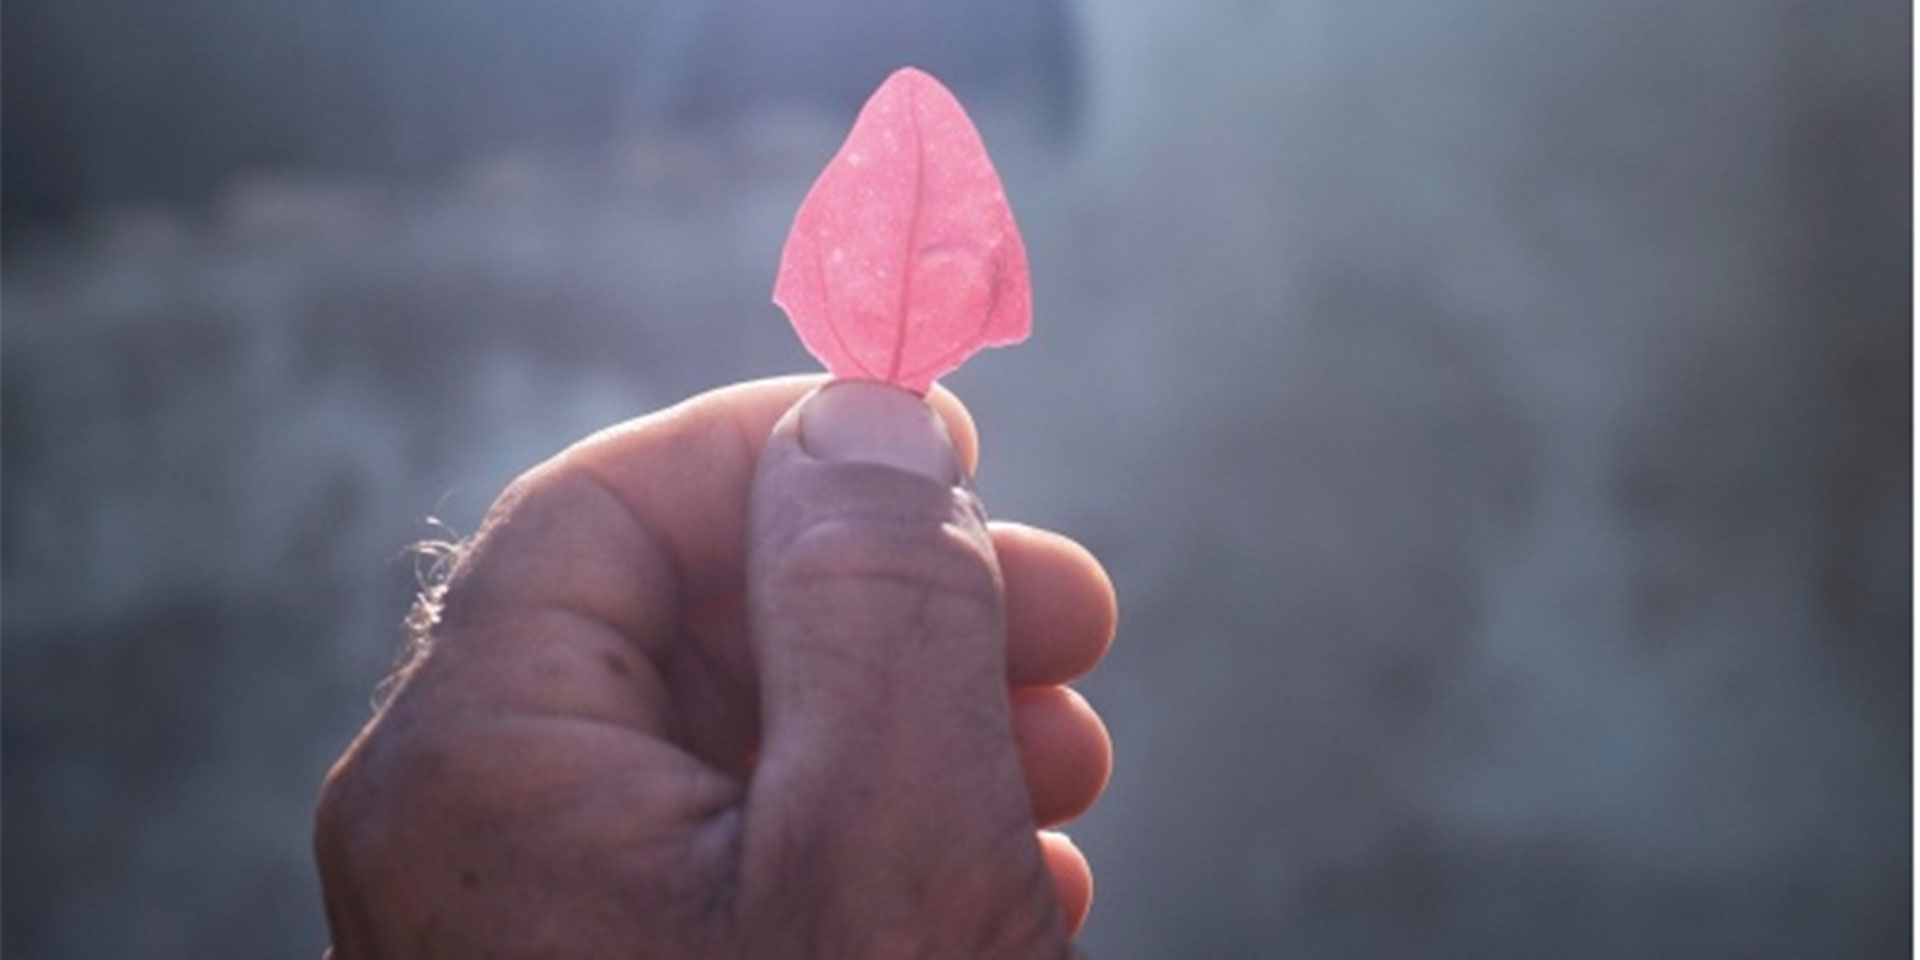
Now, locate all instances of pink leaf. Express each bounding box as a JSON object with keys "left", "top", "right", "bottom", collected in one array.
[{"left": 773, "top": 67, "right": 1032, "bottom": 394}]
